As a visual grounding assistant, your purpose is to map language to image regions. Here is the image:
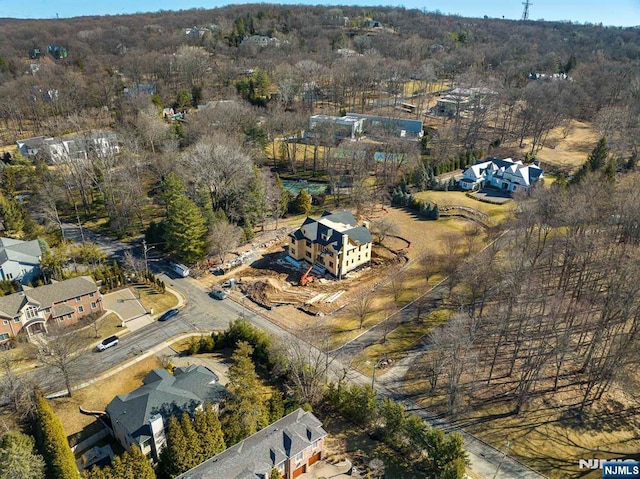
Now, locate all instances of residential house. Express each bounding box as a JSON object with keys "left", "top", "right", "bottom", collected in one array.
[
  {"left": 0, "top": 276, "right": 102, "bottom": 344},
  {"left": 459, "top": 157, "right": 544, "bottom": 193},
  {"left": 434, "top": 87, "right": 495, "bottom": 118},
  {"left": 289, "top": 210, "right": 372, "bottom": 278},
  {"left": 241, "top": 35, "right": 283, "bottom": 47},
  {"left": 106, "top": 366, "right": 228, "bottom": 461},
  {"left": 307, "top": 113, "right": 423, "bottom": 141},
  {"left": 0, "top": 237, "right": 42, "bottom": 285},
  {"left": 307, "top": 115, "right": 365, "bottom": 140},
  {"left": 176, "top": 409, "right": 327, "bottom": 479},
  {"left": 16, "top": 132, "right": 119, "bottom": 164},
  {"left": 346, "top": 113, "right": 424, "bottom": 139}
]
